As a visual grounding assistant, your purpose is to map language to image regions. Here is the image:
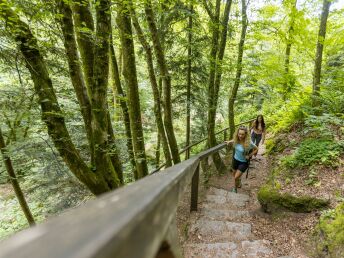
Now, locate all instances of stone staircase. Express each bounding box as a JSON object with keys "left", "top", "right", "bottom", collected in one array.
[{"left": 183, "top": 187, "right": 273, "bottom": 258}]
